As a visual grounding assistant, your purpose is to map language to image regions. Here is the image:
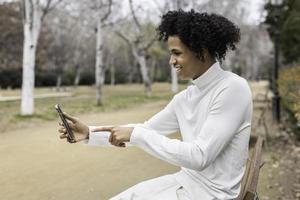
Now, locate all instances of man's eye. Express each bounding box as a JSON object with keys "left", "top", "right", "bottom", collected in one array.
[{"left": 173, "top": 52, "right": 181, "bottom": 56}]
